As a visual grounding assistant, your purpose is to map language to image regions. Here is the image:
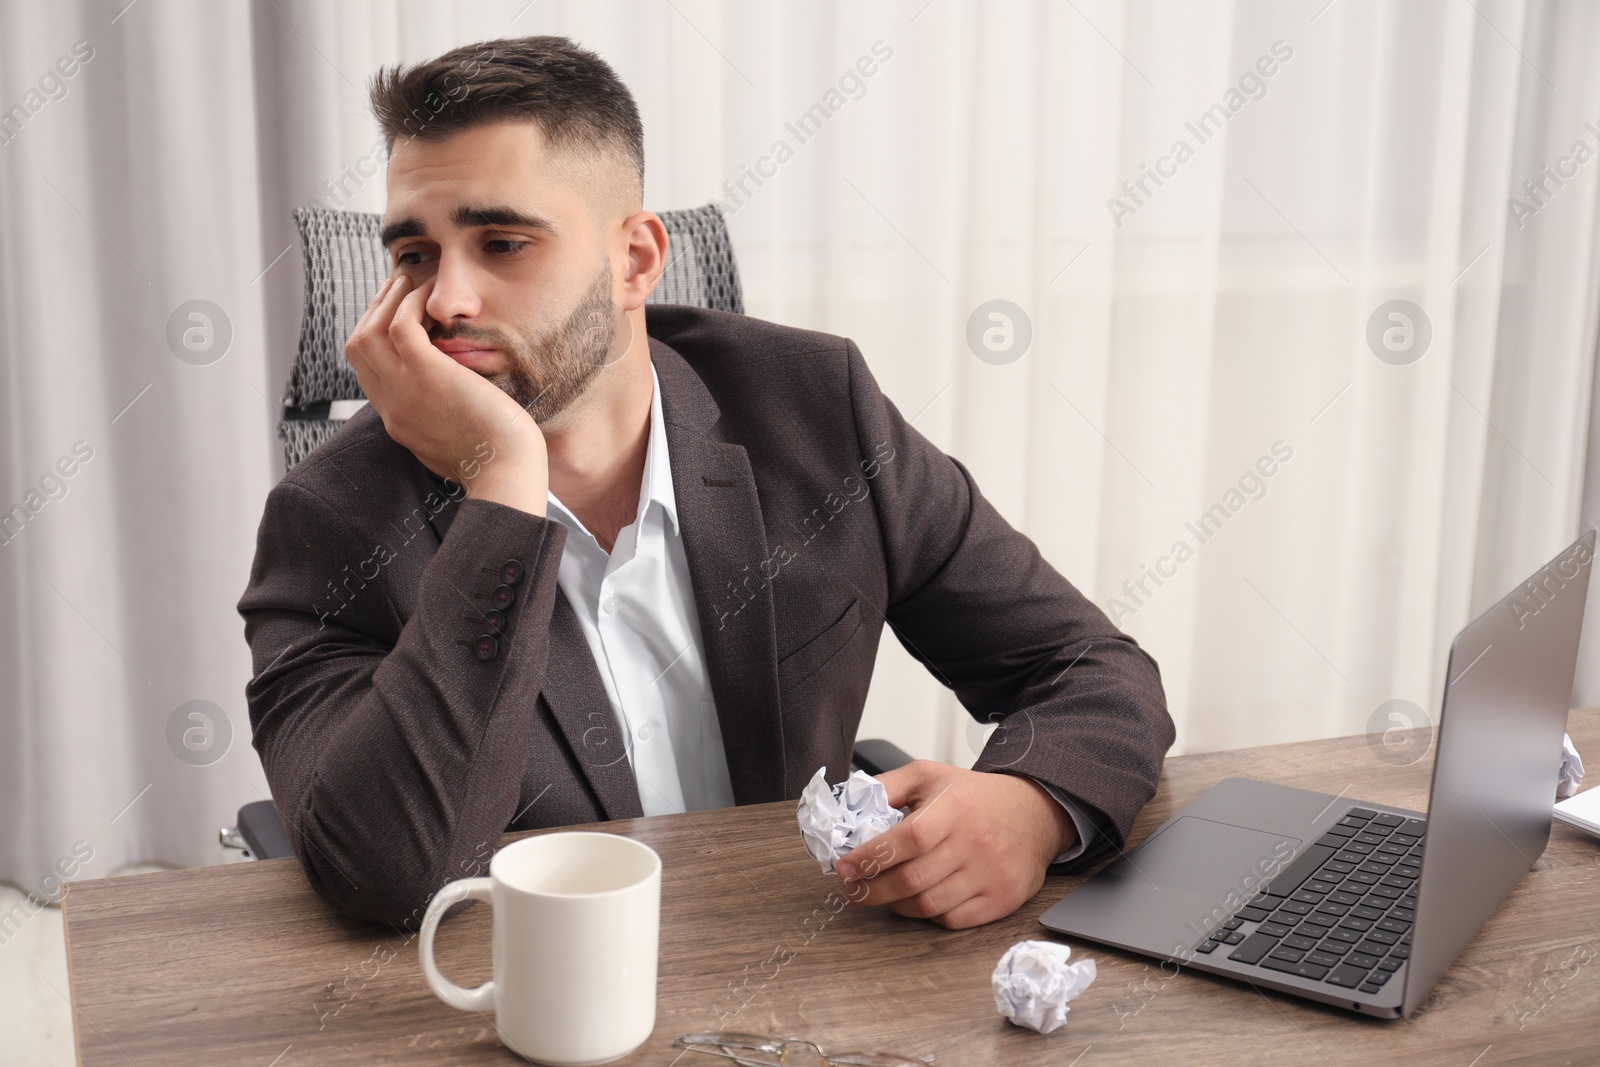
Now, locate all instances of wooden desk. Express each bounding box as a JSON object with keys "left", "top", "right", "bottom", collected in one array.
[{"left": 64, "top": 709, "right": 1600, "bottom": 1066}]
